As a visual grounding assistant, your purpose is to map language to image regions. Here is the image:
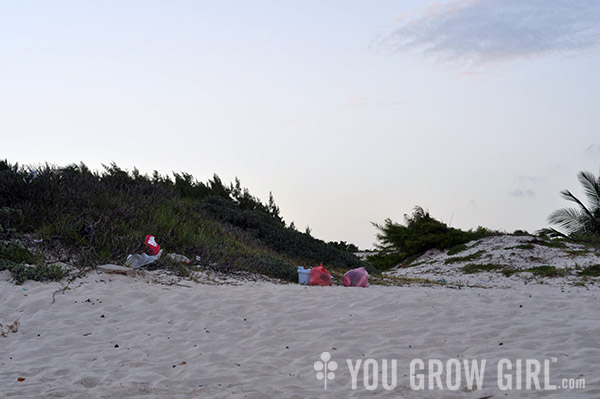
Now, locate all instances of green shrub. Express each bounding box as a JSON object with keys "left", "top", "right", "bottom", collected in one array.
[
  {"left": 461, "top": 263, "right": 512, "bottom": 274},
  {"left": 566, "top": 235, "right": 600, "bottom": 250},
  {"left": 562, "top": 249, "right": 590, "bottom": 257},
  {"left": 444, "top": 250, "right": 486, "bottom": 264},
  {"left": 579, "top": 265, "right": 600, "bottom": 277},
  {"left": 371, "top": 207, "right": 498, "bottom": 271},
  {"left": 366, "top": 252, "right": 405, "bottom": 271},
  {"left": 244, "top": 254, "right": 297, "bottom": 281},
  {"left": 0, "top": 160, "right": 370, "bottom": 282},
  {"left": 0, "top": 259, "right": 66, "bottom": 285},
  {"left": 515, "top": 243, "right": 535, "bottom": 250},
  {"left": 199, "top": 195, "right": 372, "bottom": 273},
  {"left": 525, "top": 266, "right": 566, "bottom": 278},
  {"left": 447, "top": 243, "right": 468, "bottom": 256},
  {"left": 328, "top": 240, "right": 359, "bottom": 252},
  {"left": 461, "top": 263, "right": 567, "bottom": 278},
  {"left": 504, "top": 243, "right": 535, "bottom": 250},
  {"left": 500, "top": 268, "right": 519, "bottom": 277},
  {"left": 0, "top": 241, "right": 37, "bottom": 264},
  {"left": 0, "top": 207, "right": 24, "bottom": 236},
  {"left": 531, "top": 238, "right": 567, "bottom": 249}
]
